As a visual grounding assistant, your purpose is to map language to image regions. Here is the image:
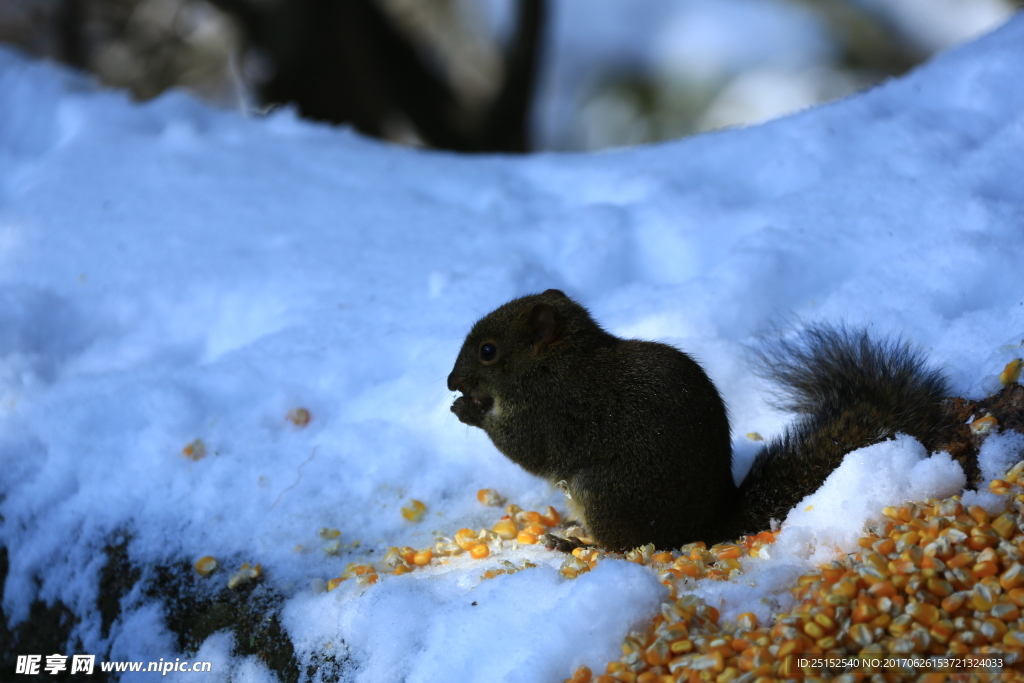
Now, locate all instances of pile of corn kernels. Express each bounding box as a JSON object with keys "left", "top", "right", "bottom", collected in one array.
[
  {"left": 321, "top": 489, "right": 565, "bottom": 588},
  {"left": 566, "top": 459, "right": 1024, "bottom": 683}
]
